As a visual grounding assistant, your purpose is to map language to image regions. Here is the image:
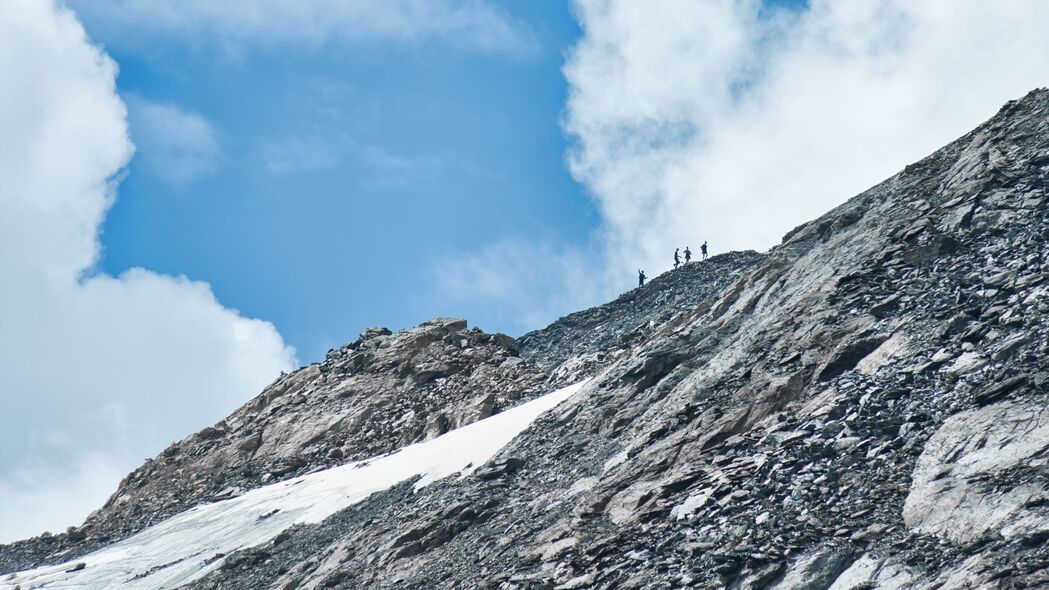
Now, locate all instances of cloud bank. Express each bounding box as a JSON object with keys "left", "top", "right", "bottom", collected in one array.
[
  {"left": 0, "top": 0, "right": 294, "bottom": 542},
  {"left": 65, "top": 0, "right": 535, "bottom": 57},
  {"left": 564, "top": 0, "right": 1049, "bottom": 272}
]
